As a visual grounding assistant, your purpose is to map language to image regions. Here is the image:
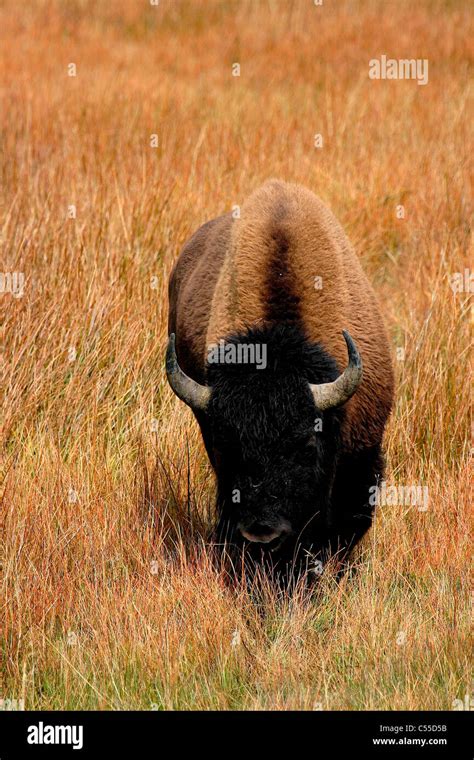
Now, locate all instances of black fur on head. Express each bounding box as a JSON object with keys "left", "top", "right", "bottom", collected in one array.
[{"left": 204, "top": 323, "right": 344, "bottom": 565}]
